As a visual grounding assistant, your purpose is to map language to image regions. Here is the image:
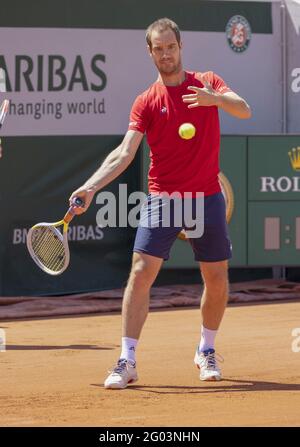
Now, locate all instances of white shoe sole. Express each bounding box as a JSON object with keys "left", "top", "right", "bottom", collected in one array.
[
  {"left": 200, "top": 372, "right": 222, "bottom": 381},
  {"left": 104, "top": 376, "right": 138, "bottom": 389}
]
